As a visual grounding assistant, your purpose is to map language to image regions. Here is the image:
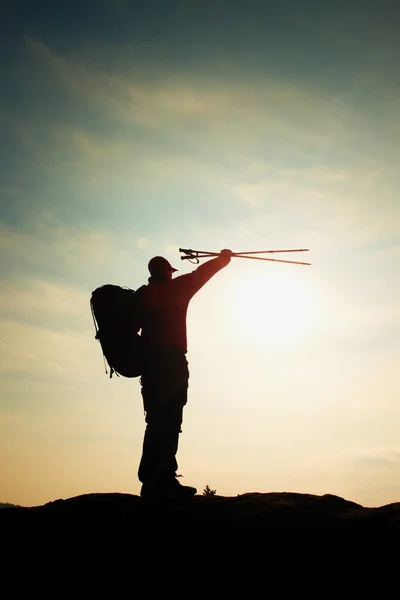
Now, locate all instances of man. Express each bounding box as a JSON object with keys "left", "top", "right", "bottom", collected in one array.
[{"left": 138, "top": 249, "right": 232, "bottom": 498}]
